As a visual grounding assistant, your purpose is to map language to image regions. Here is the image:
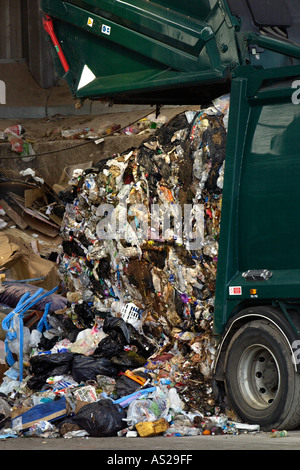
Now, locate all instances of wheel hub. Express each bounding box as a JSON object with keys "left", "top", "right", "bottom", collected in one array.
[{"left": 238, "top": 344, "right": 280, "bottom": 410}]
